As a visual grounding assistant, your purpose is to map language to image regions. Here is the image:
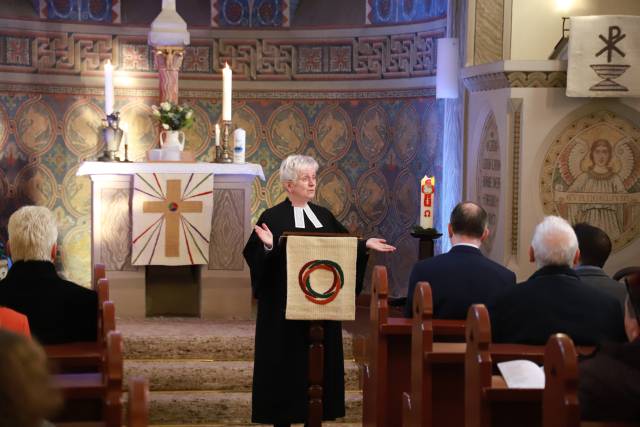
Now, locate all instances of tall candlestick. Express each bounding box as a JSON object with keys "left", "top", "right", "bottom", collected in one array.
[
  {"left": 420, "top": 176, "right": 435, "bottom": 229},
  {"left": 222, "top": 63, "right": 232, "bottom": 121},
  {"left": 215, "top": 123, "right": 220, "bottom": 146},
  {"left": 104, "top": 60, "right": 114, "bottom": 115}
]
